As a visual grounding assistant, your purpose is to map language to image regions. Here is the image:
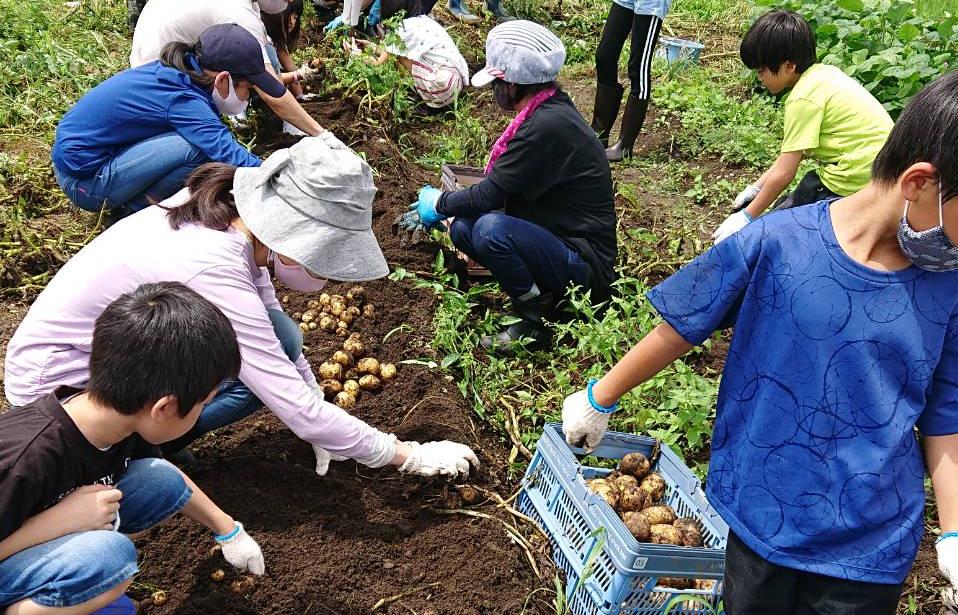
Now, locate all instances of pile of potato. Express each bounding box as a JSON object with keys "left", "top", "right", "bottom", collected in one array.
[
  {"left": 316, "top": 333, "right": 397, "bottom": 409},
  {"left": 586, "top": 452, "right": 703, "bottom": 548},
  {"left": 290, "top": 286, "right": 375, "bottom": 337}
]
